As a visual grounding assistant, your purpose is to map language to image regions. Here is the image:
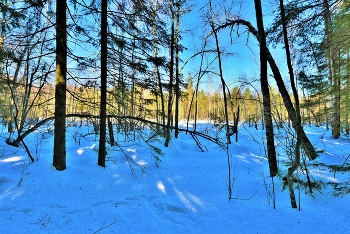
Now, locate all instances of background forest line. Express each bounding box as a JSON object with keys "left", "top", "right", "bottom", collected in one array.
[{"left": 0, "top": 76, "right": 333, "bottom": 129}]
